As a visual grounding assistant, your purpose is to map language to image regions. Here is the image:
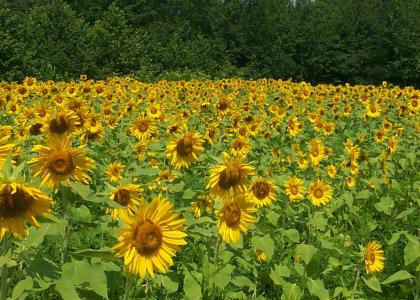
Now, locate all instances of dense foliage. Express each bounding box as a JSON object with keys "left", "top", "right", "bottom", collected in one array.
[{"left": 1, "top": 0, "right": 419, "bottom": 86}]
